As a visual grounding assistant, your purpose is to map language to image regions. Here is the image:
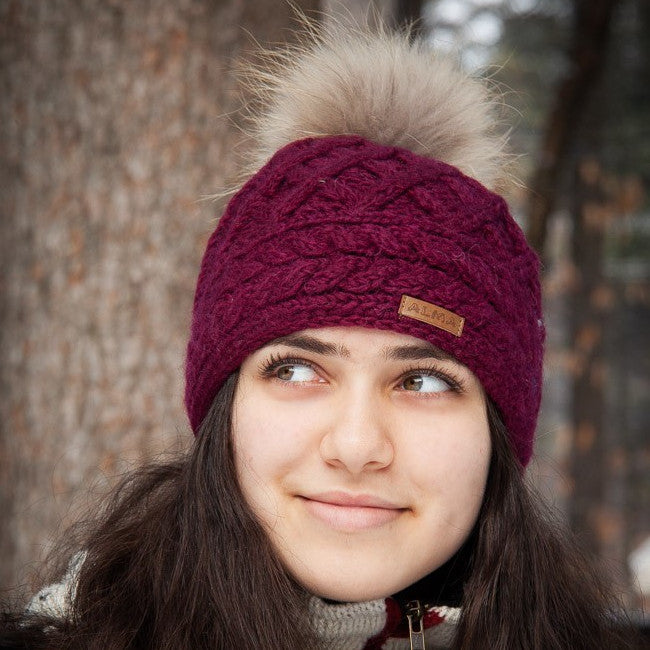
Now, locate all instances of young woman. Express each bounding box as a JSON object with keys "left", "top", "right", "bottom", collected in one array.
[{"left": 2, "top": 24, "right": 639, "bottom": 650}]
